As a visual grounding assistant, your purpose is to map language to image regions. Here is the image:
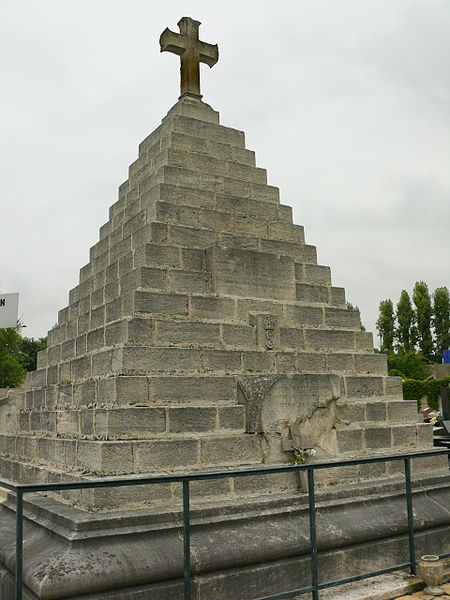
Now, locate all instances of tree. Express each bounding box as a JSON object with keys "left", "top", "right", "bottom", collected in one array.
[
  {"left": 0, "top": 326, "right": 26, "bottom": 388},
  {"left": 386, "top": 350, "right": 428, "bottom": 380},
  {"left": 433, "top": 287, "right": 450, "bottom": 359},
  {"left": 18, "top": 336, "right": 47, "bottom": 371},
  {"left": 412, "top": 281, "right": 433, "bottom": 360},
  {"left": 376, "top": 299, "right": 395, "bottom": 352},
  {"left": 395, "top": 290, "right": 416, "bottom": 351}
]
